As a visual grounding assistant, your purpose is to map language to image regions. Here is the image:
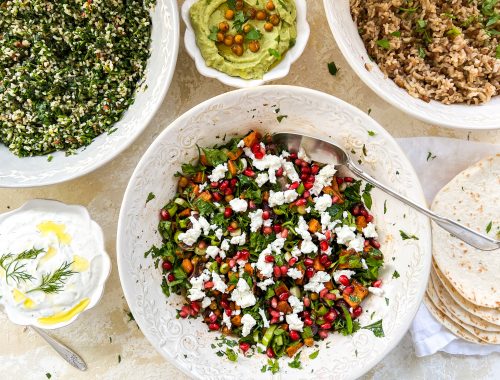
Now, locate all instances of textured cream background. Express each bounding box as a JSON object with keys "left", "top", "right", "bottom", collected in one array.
[{"left": 0, "top": 1, "right": 499, "bottom": 379}]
